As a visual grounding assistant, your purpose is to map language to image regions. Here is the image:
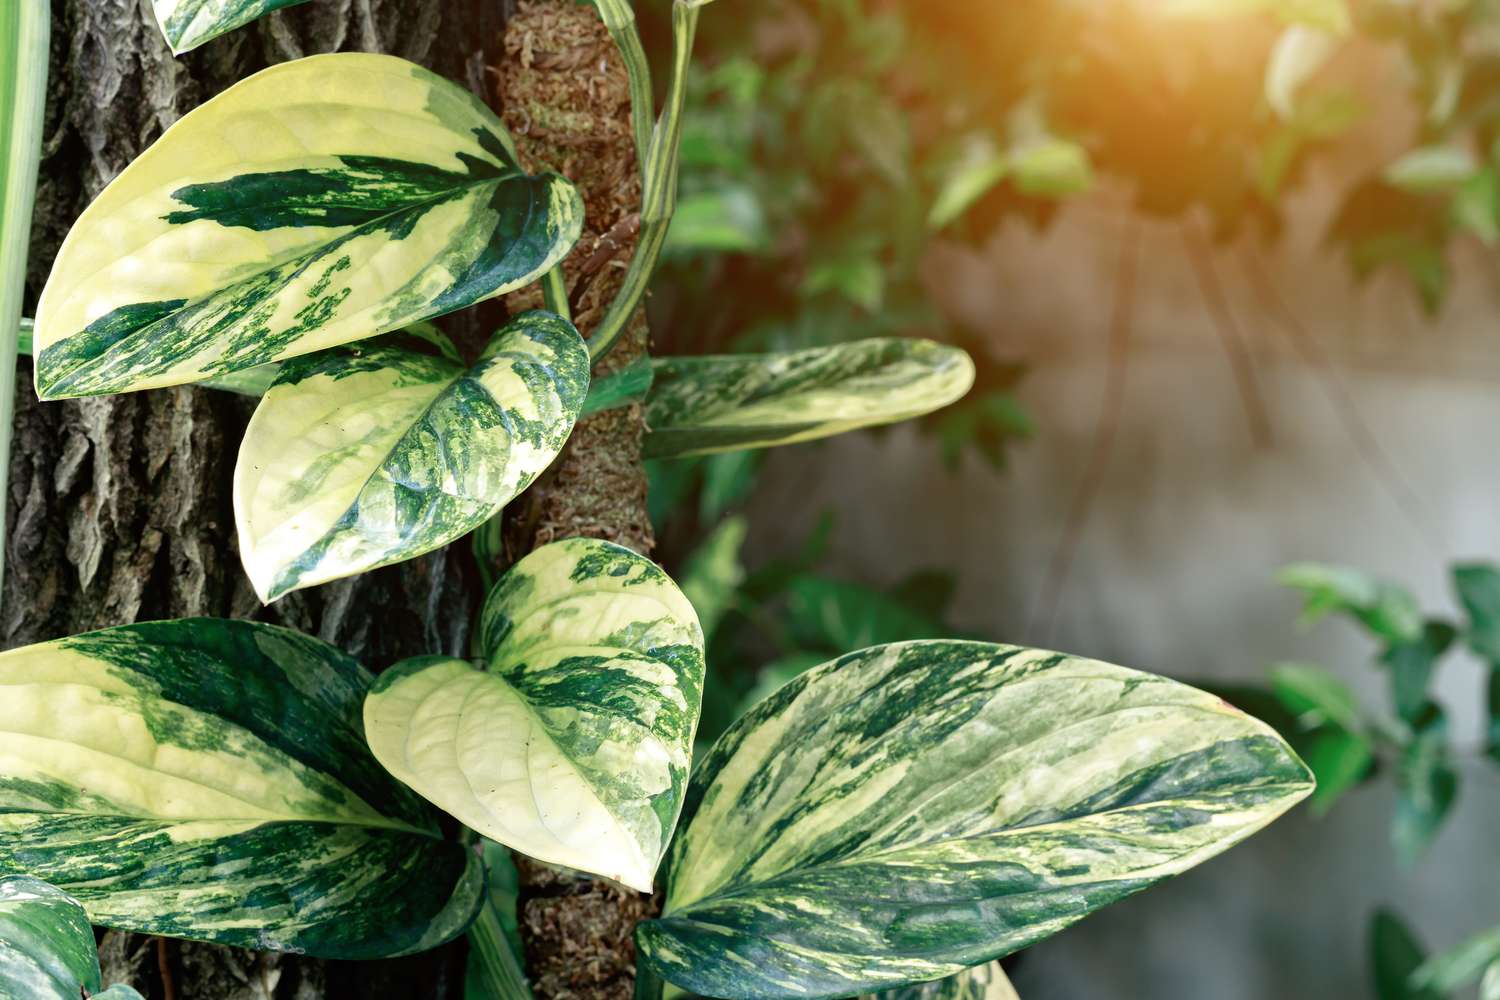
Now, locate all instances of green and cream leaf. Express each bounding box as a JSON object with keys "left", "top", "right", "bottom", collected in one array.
[
  {"left": 0, "top": 620, "right": 484, "bottom": 958},
  {"left": 637, "top": 640, "right": 1314, "bottom": 999},
  {"left": 643, "top": 338, "right": 975, "bottom": 459},
  {"left": 364, "top": 539, "right": 706, "bottom": 892},
  {"left": 33, "top": 53, "right": 582, "bottom": 399},
  {"left": 0, "top": 876, "right": 143, "bottom": 1000},
  {"left": 864, "top": 963, "right": 1019, "bottom": 1000},
  {"left": 235, "top": 311, "right": 588, "bottom": 602},
  {"left": 150, "top": 0, "right": 311, "bottom": 54}
]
